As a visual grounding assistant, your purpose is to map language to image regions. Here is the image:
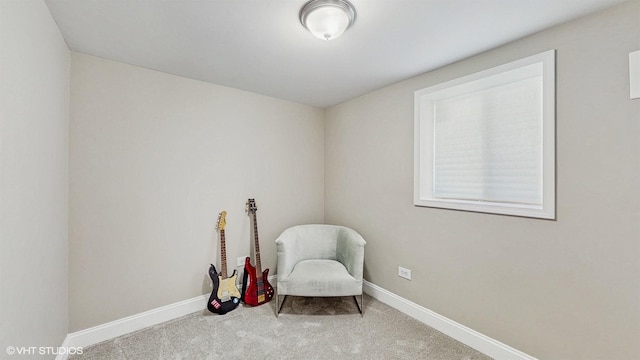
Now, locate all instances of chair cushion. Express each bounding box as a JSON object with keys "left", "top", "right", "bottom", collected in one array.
[{"left": 277, "top": 259, "right": 362, "bottom": 297}]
